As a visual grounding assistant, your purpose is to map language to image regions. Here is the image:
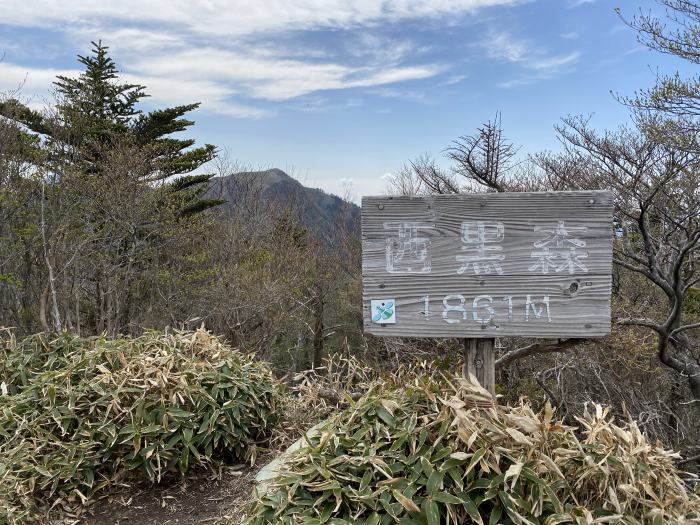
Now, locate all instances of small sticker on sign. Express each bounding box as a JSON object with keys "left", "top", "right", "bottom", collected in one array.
[{"left": 371, "top": 299, "right": 396, "bottom": 324}]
